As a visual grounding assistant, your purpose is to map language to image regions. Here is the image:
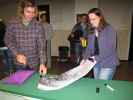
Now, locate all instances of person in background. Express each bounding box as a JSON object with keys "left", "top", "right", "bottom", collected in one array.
[
  {"left": 81, "top": 8, "right": 119, "bottom": 80},
  {"left": 76, "top": 14, "right": 82, "bottom": 24},
  {"left": 40, "top": 13, "right": 54, "bottom": 68},
  {"left": 4, "top": 0, "right": 47, "bottom": 75},
  {"left": 0, "top": 19, "right": 14, "bottom": 74},
  {"left": 68, "top": 14, "right": 88, "bottom": 65}
]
